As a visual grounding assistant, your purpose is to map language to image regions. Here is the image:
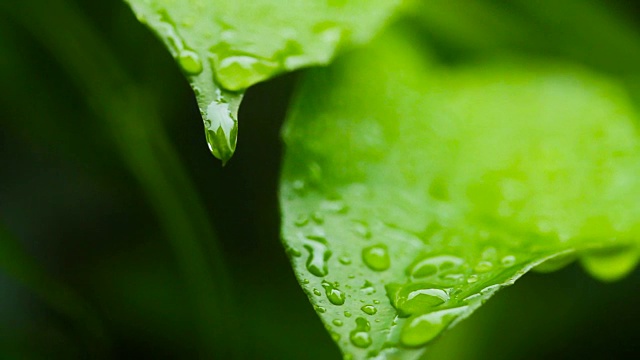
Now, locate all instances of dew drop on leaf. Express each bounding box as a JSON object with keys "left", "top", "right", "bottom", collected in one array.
[
  {"left": 362, "top": 244, "right": 390, "bottom": 271},
  {"left": 303, "top": 236, "right": 332, "bottom": 277},
  {"left": 322, "top": 281, "right": 346, "bottom": 305},
  {"left": 361, "top": 305, "right": 377, "bottom": 315},
  {"left": 349, "top": 317, "right": 372, "bottom": 348},
  {"left": 178, "top": 49, "right": 203, "bottom": 75}
]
